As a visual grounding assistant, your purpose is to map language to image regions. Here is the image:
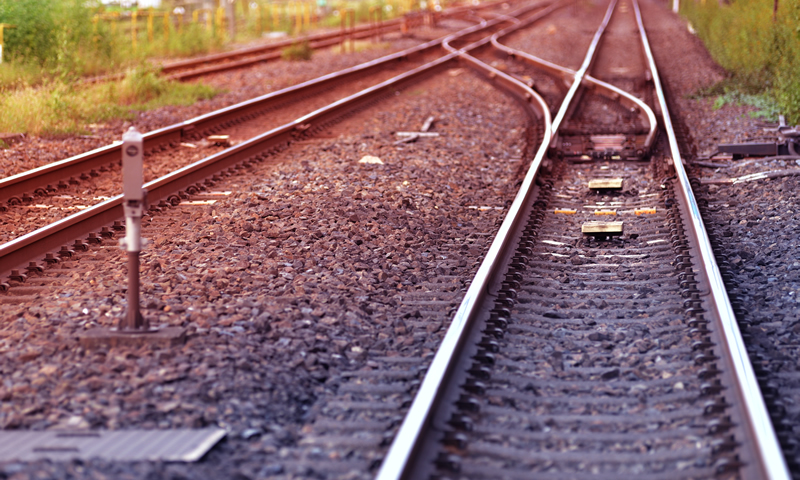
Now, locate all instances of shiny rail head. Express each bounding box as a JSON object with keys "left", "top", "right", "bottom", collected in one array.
[{"left": 632, "top": 0, "right": 791, "bottom": 478}]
